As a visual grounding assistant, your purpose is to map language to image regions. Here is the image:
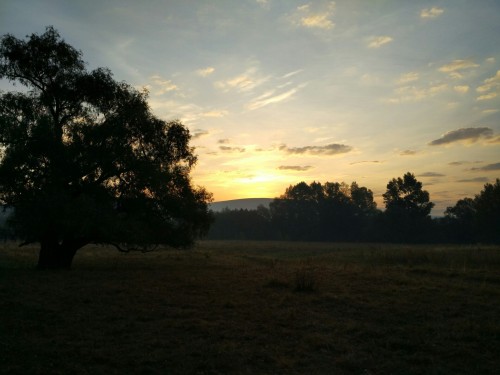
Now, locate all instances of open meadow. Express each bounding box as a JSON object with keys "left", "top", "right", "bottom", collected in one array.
[{"left": 1, "top": 240, "right": 500, "bottom": 374}]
